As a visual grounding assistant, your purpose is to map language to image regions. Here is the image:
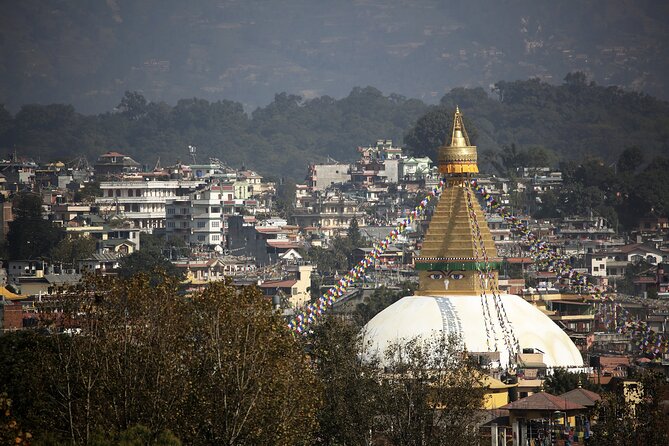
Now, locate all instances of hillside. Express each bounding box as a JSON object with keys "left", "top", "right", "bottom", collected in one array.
[
  {"left": 406, "top": 74, "right": 669, "bottom": 167},
  {"left": 2, "top": 0, "right": 669, "bottom": 113},
  {"left": 1, "top": 77, "right": 669, "bottom": 180}
]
